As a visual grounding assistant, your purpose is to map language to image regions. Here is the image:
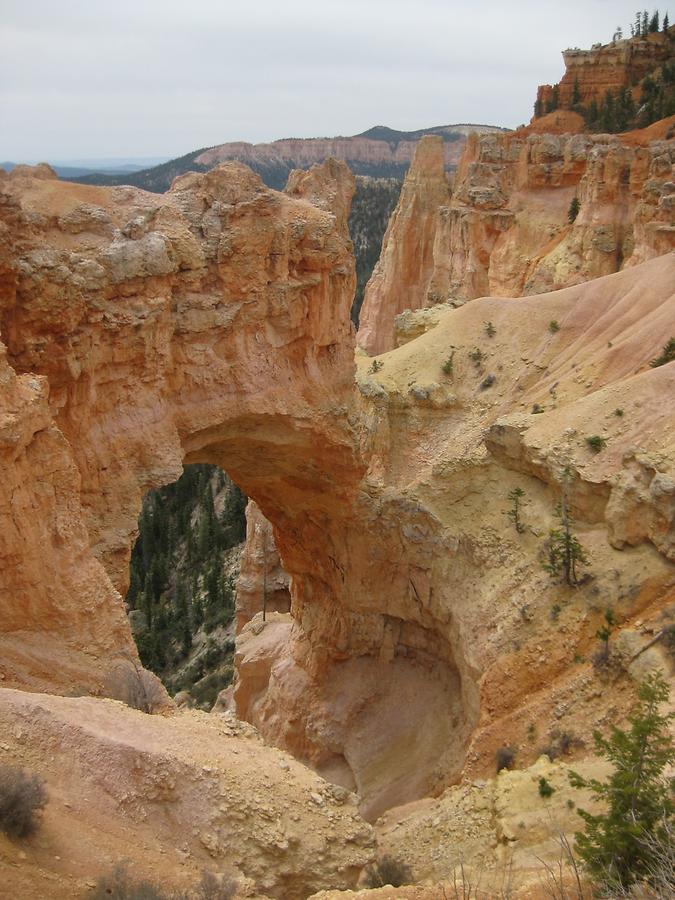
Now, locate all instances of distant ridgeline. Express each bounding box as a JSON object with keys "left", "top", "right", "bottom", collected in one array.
[
  {"left": 533, "top": 13, "right": 675, "bottom": 131},
  {"left": 70, "top": 123, "right": 507, "bottom": 325},
  {"left": 72, "top": 123, "right": 507, "bottom": 193}
]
